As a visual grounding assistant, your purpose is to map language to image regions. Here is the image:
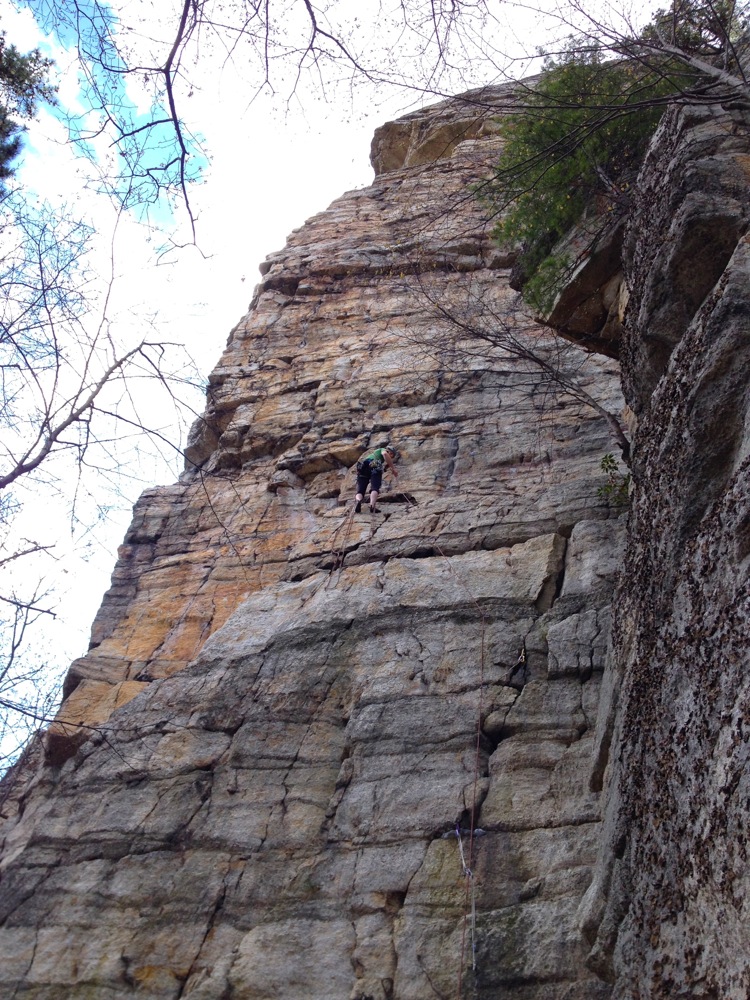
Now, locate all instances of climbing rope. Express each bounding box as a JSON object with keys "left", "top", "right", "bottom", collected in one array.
[
  {"left": 395, "top": 490, "right": 487, "bottom": 997},
  {"left": 455, "top": 824, "right": 478, "bottom": 974},
  {"left": 326, "top": 502, "right": 357, "bottom": 586}
]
